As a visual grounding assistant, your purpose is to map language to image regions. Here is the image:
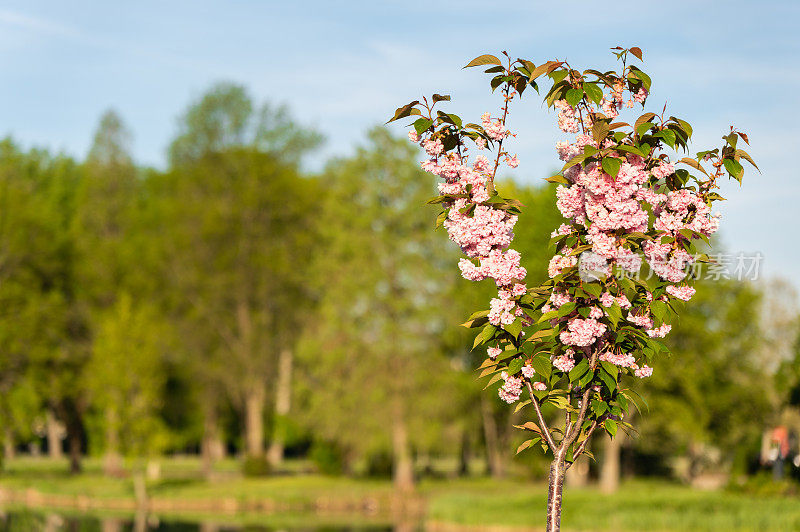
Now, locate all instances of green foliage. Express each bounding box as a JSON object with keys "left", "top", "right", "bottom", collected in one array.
[{"left": 242, "top": 455, "right": 271, "bottom": 477}]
